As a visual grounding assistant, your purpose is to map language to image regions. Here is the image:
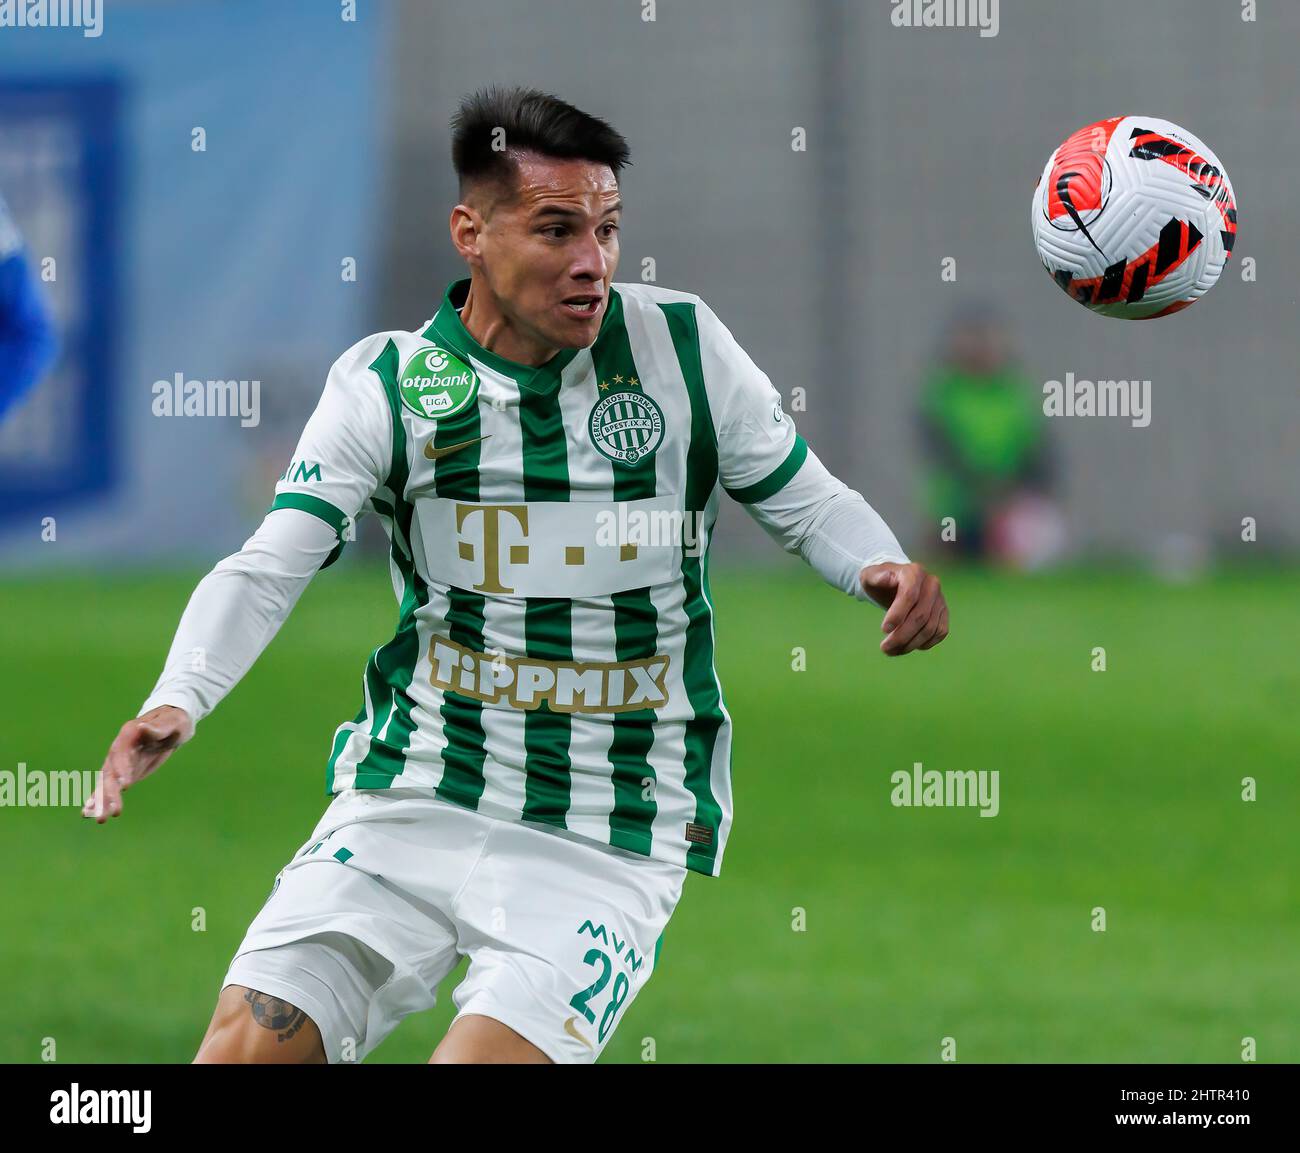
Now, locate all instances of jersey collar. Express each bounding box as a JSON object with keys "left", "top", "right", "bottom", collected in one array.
[{"left": 424, "top": 277, "right": 613, "bottom": 395}]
